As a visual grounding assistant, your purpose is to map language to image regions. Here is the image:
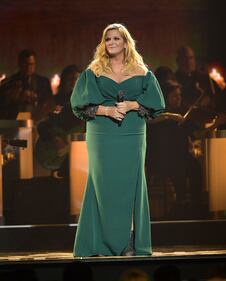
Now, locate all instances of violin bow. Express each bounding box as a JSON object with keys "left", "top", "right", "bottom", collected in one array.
[{"left": 179, "top": 83, "right": 205, "bottom": 125}]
